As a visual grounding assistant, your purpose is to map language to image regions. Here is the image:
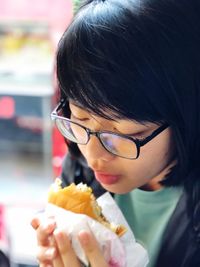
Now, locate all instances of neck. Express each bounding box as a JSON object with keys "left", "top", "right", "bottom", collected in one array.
[
  {"left": 140, "top": 160, "right": 177, "bottom": 191},
  {"left": 140, "top": 180, "right": 163, "bottom": 191}
]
